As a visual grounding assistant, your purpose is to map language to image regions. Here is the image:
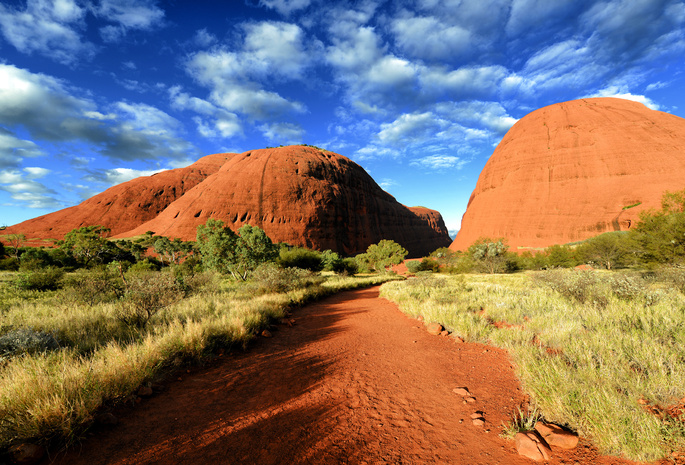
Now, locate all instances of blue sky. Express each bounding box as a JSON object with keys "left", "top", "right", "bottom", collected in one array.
[{"left": 1, "top": 0, "right": 684, "bottom": 236}]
